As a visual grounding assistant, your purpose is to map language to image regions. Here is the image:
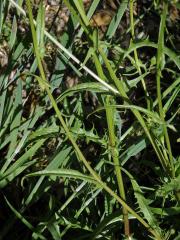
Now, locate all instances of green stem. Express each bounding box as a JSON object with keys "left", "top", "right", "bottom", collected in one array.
[
  {"left": 156, "top": 1, "right": 175, "bottom": 178},
  {"left": 93, "top": 52, "right": 130, "bottom": 237},
  {"left": 129, "top": 0, "right": 150, "bottom": 110},
  {"left": 25, "top": 0, "right": 162, "bottom": 239},
  {"left": 105, "top": 96, "right": 130, "bottom": 237}
]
